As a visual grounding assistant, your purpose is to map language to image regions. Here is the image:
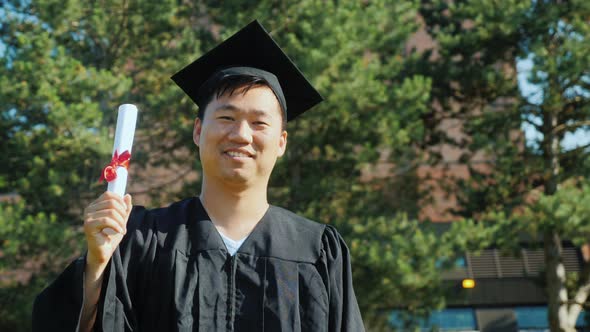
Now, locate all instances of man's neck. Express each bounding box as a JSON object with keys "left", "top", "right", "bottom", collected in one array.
[{"left": 199, "top": 177, "right": 269, "bottom": 241}]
